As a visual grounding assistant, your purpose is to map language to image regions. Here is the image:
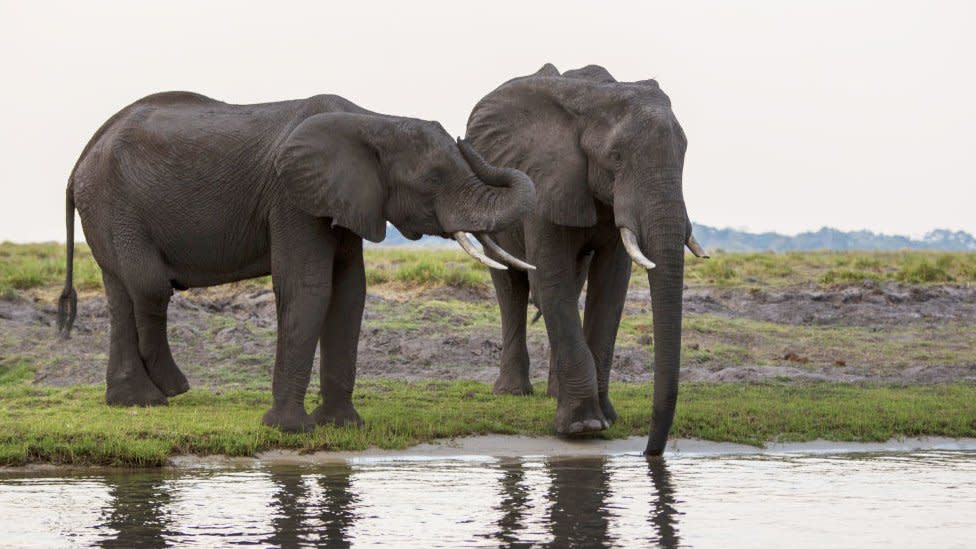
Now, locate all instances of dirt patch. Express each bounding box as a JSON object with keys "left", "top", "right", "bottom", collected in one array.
[
  {"left": 673, "top": 281, "right": 976, "bottom": 325},
  {"left": 2, "top": 280, "right": 974, "bottom": 390}
]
